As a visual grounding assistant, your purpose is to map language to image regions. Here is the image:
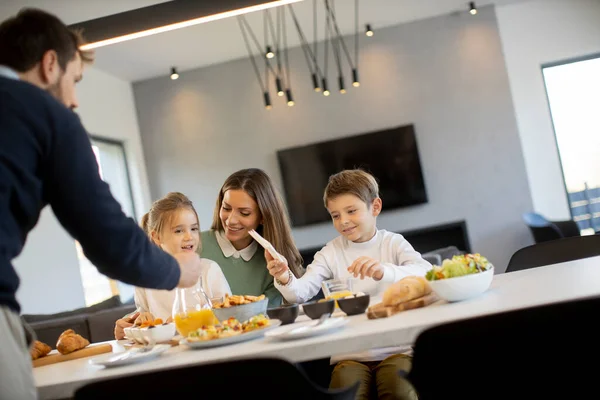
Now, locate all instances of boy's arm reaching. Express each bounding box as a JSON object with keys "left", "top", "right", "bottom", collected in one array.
[{"left": 379, "top": 234, "right": 432, "bottom": 283}]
